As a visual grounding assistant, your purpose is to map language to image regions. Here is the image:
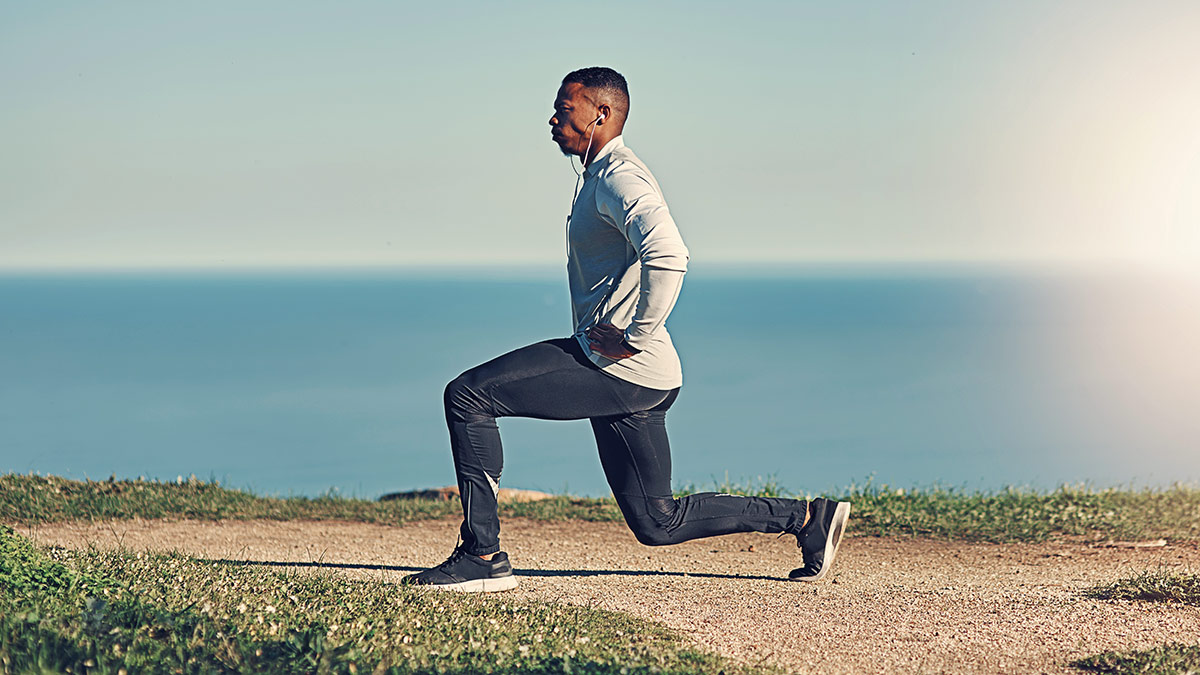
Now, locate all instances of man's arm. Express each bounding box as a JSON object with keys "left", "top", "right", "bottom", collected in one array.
[{"left": 594, "top": 172, "right": 689, "bottom": 354}]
